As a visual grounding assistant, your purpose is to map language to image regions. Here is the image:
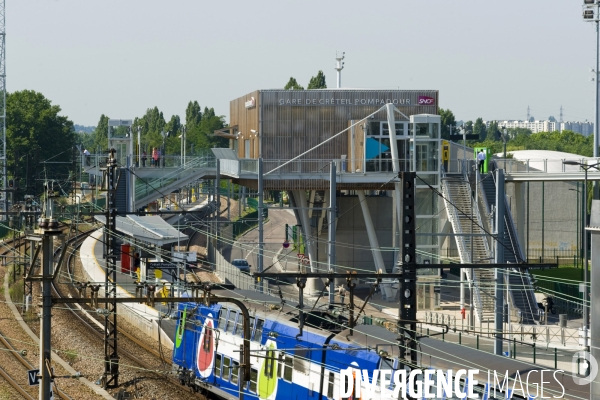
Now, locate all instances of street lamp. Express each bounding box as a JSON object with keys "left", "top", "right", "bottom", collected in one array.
[
  {"left": 179, "top": 125, "right": 186, "bottom": 168},
  {"left": 251, "top": 129, "right": 260, "bottom": 158},
  {"left": 569, "top": 186, "right": 582, "bottom": 269},
  {"left": 563, "top": 160, "right": 600, "bottom": 334},
  {"left": 582, "top": 0, "right": 600, "bottom": 158}
]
